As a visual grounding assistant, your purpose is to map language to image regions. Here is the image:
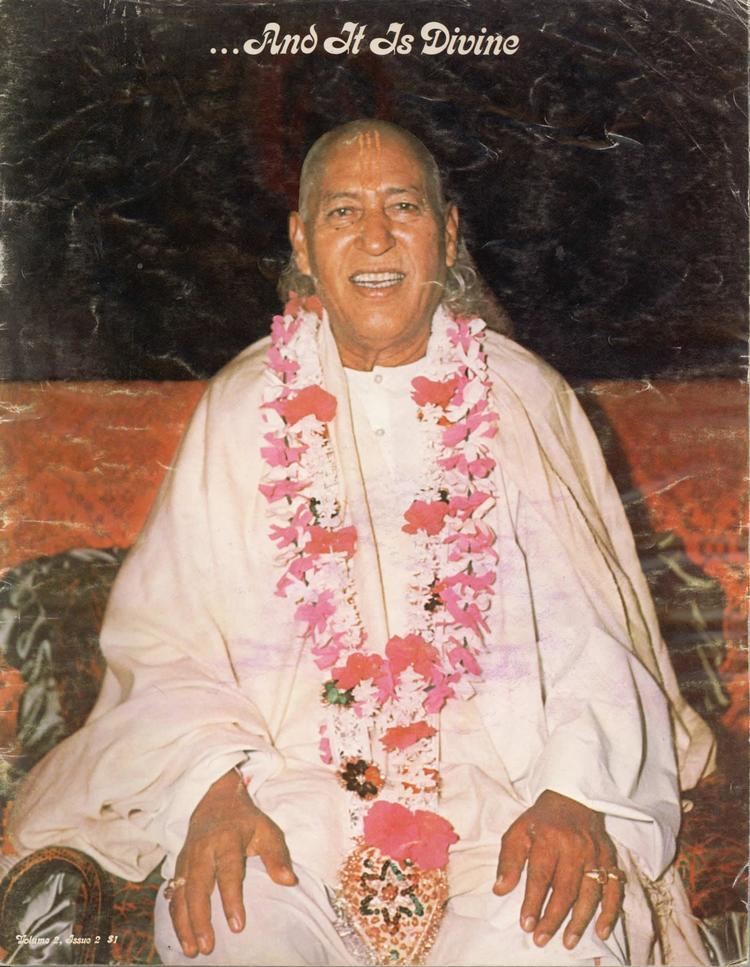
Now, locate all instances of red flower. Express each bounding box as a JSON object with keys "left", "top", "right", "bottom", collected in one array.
[
  {"left": 363, "top": 801, "right": 459, "bottom": 870},
  {"left": 385, "top": 634, "right": 440, "bottom": 680},
  {"left": 402, "top": 499, "right": 451, "bottom": 536},
  {"left": 305, "top": 525, "right": 357, "bottom": 557},
  {"left": 381, "top": 722, "right": 437, "bottom": 752},
  {"left": 333, "top": 652, "right": 385, "bottom": 691},
  {"left": 280, "top": 385, "right": 337, "bottom": 425},
  {"left": 285, "top": 292, "right": 323, "bottom": 319},
  {"left": 411, "top": 376, "right": 459, "bottom": 409}
]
